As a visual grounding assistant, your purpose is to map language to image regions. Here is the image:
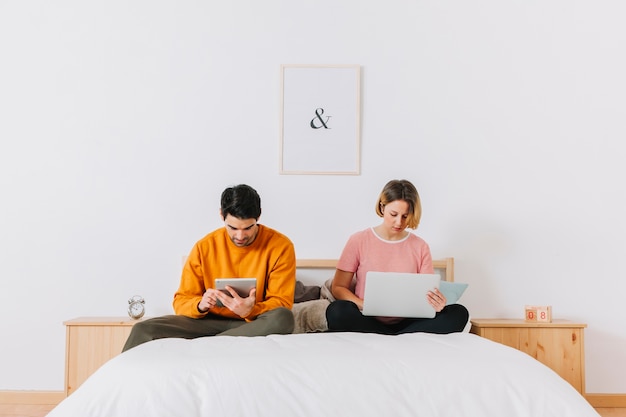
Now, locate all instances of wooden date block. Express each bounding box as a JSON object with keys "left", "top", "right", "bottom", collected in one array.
[{"left": 525, "top": 305, "right": 552, "bottom": 323}]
